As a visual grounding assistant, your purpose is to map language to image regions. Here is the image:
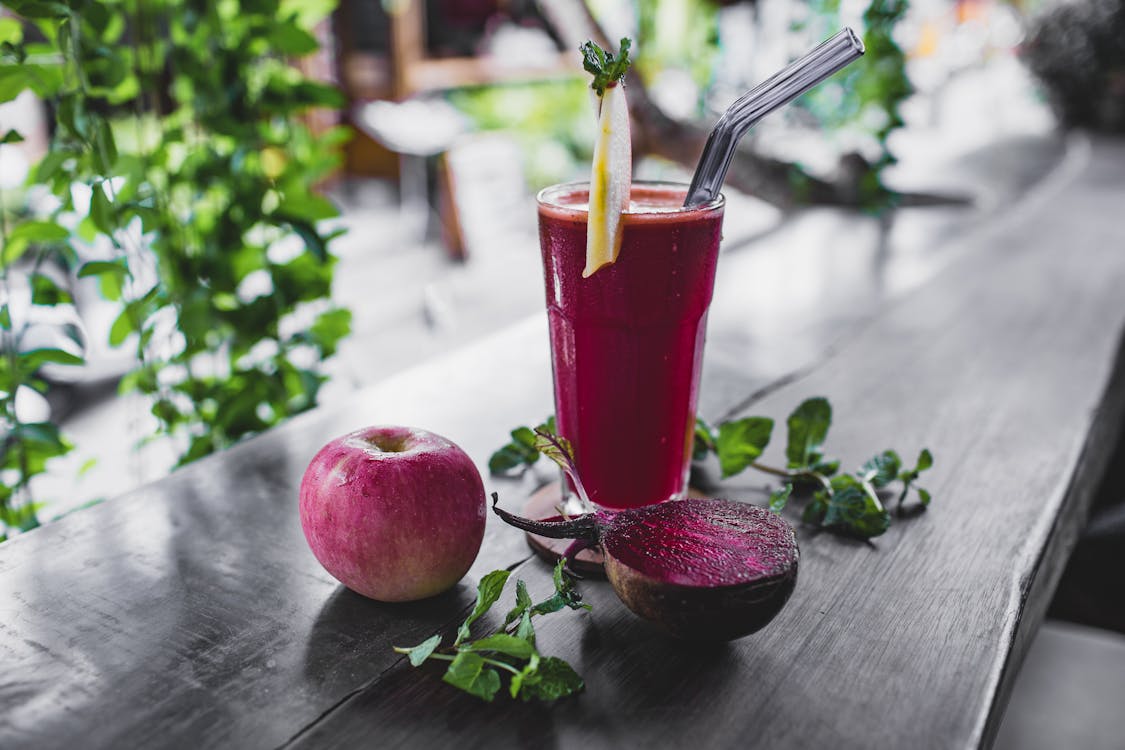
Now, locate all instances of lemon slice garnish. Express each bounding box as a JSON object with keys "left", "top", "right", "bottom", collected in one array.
[{"left": 585, "top": 82, "right": 632, "bottom": 278}]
